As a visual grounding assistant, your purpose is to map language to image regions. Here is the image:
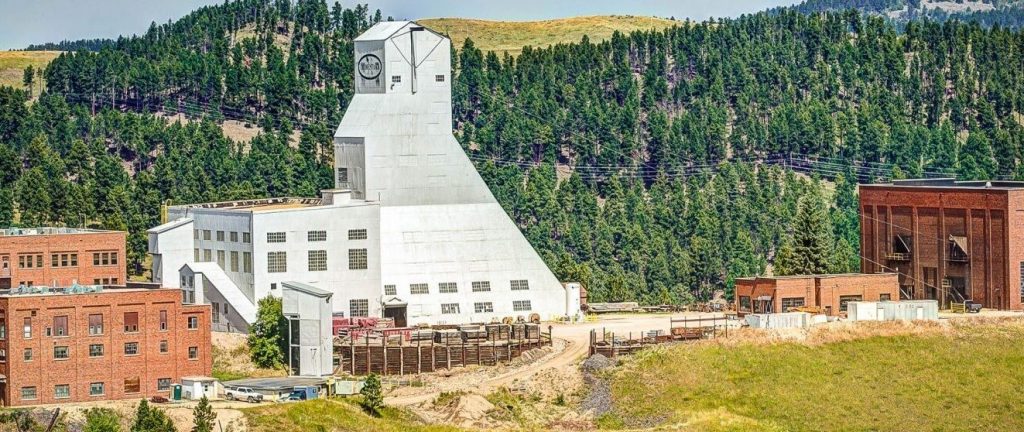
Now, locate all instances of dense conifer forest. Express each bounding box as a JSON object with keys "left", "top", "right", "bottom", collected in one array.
[{"left": 0, "top": 0, "right": 1022, "bottom": 302}]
